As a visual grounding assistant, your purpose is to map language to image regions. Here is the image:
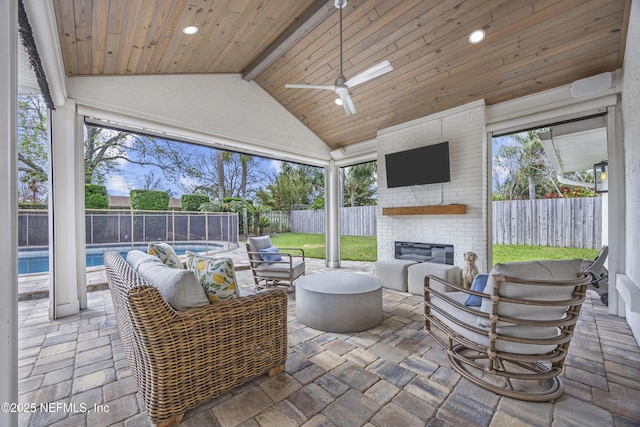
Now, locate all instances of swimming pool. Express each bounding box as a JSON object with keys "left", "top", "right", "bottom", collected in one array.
[{"left": 18, "top": 242, "right": 223, "bottom": 275}]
